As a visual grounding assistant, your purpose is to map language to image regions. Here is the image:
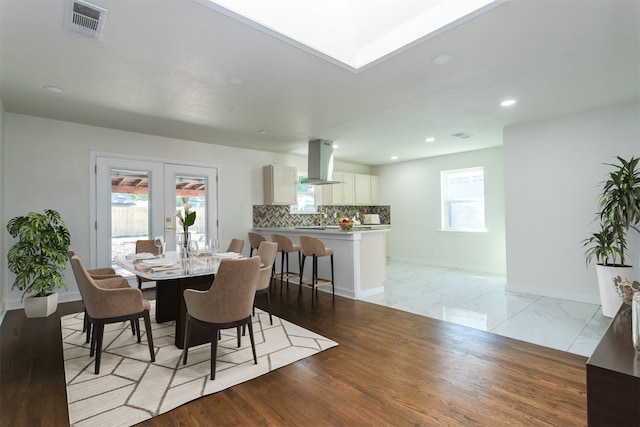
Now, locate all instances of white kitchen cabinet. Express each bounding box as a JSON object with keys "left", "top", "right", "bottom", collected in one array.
[
  {"left": 320, "top": 171, "right": 351, "bottom": 205},
  {"left": 354, "top": 173, "right": 372, "bottom": 205},
  {"left": 371, "top": 175, "right": 379, "bottom": 204},
  {"left": 263, "top": 165, "right": 297, "bottom": 205},
  {"left": 322, "top": 172, "right": 380, "bottom": 205}
]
